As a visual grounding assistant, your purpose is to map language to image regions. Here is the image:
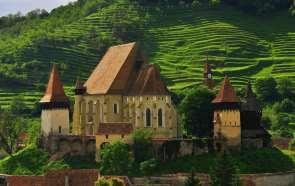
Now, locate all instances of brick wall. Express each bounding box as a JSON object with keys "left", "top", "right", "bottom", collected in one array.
[{"left": 4, "top": 169, "right": 99, "bottom": 186}]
